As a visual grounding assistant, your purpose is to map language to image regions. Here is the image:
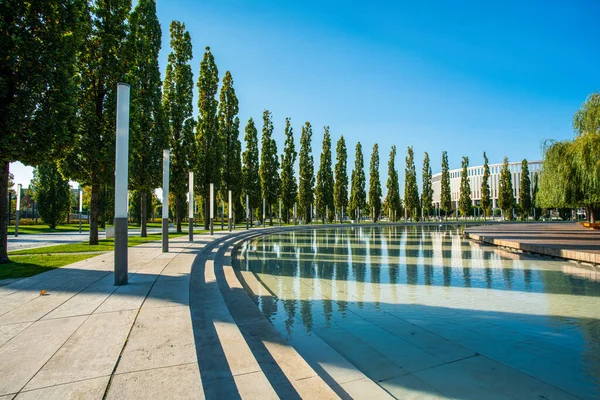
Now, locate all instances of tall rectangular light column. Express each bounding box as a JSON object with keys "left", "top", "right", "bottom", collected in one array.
[
  {"left": 228, "top": 190, "right": 232, "bottom": 232},
  {"left": 79, "top": 188, "right": 83, "bottom": 233},
  {"left": 15, "top": 183, "right": 21, "bottom": 237},
  {"left": 209, "top": 183, "right": 214, "bottom": 235},
  {"left": 246, "top": 194, "right": 249, "bottom": 230},
  {"left": 262, "top": 198, "right": 266, "bottom": 225},
  {"left": 188, "top": 171, "right": 194, "bottom": 242},
  {"left": 114, "top": 83, "right": 130, "bottom": 286},
  {"left": 162, "top": 149, "right": 170, "bottom": 252},
  {"left": 279, "top": 200, "right": 282, "bottom": 227}
]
